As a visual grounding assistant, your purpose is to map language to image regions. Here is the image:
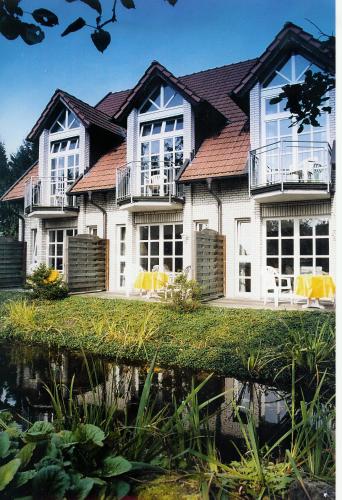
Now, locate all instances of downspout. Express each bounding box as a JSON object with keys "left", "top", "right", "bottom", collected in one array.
[
  {"left": 87, "top": 191, "right": 107, "bottom": 239},
  {"left": 206, "top": 178, "right": 222, "bottom": 234},
  {"left": 13, "top": 208, "right": 25, "bottom": 242}
]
